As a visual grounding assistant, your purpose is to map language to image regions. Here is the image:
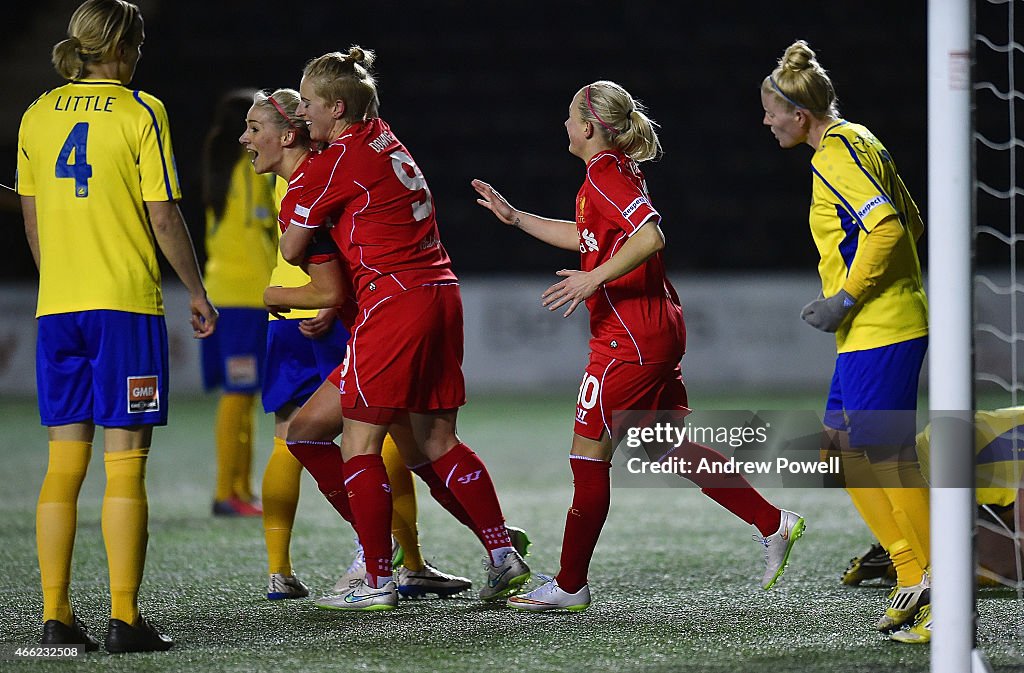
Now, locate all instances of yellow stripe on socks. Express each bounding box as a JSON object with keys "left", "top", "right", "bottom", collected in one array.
[
  {"left": 215, "top": 392, "right": 256, "bottom": 502},
  {"left": 102, "top": 448, "right": 149, "bottom": 625},
  {"left": 383, "top": 434, "right": 423, "bottom": 570},
  {"left": 262, "top": 436, "right": 302, "bottom": 575},
  {"left": 37, "top": 440, "right": 92, "bottom": 624}
]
